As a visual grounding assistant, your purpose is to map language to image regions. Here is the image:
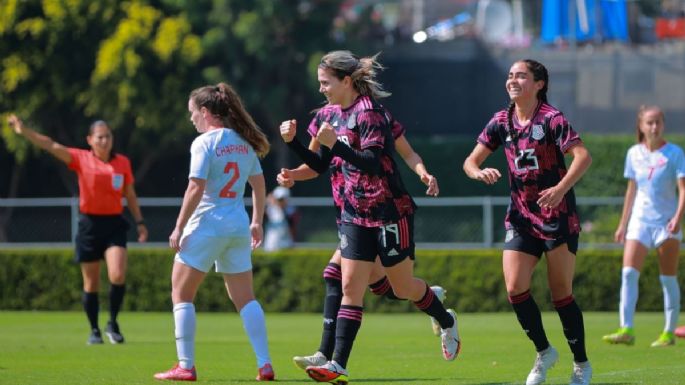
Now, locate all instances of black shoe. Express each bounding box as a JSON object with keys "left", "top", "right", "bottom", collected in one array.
[
  {"left": 88, "top": 328, "right": 104, "bottom": 345},
  {"left": 105, "top": 320, "right": 125, "bottom": 344}
]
